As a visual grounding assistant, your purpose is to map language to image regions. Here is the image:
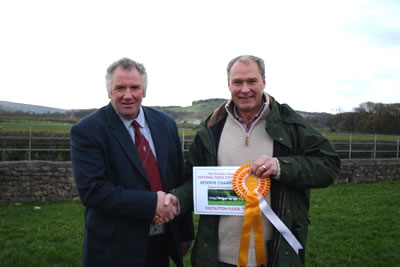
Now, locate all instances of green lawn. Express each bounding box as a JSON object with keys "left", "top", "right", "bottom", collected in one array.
[
  {"left": 0, "top": 201, "right": 84, "bottom": 266},
  {"left": 307, "top": 180, "right": 400, "bottom": 266},
  {"left": 1, "top": 180, "right": 399, "bottom": 266}
]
